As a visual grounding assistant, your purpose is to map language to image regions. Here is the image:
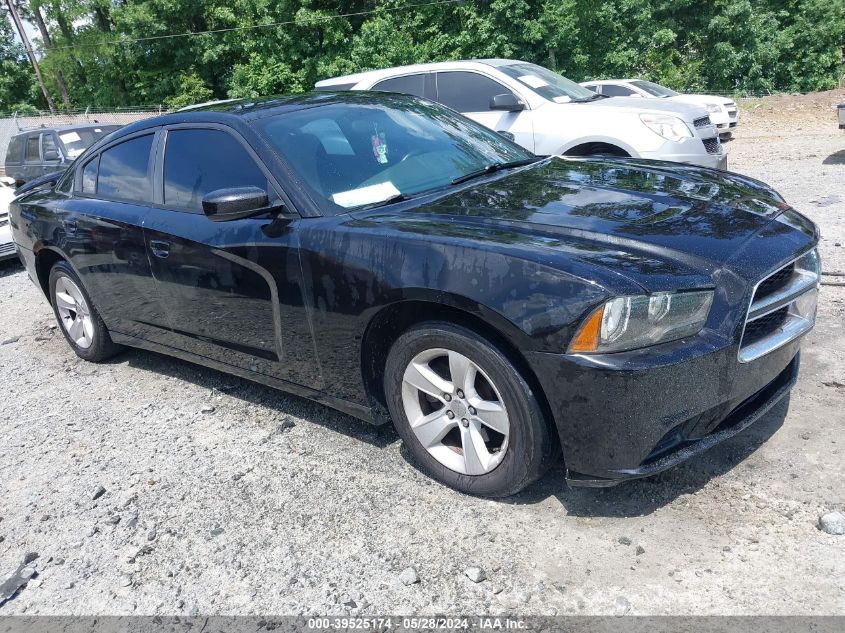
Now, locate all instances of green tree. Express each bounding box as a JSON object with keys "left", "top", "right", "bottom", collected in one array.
[{"left": 0, "top": 10, "right": 40, "bottom": 112}]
